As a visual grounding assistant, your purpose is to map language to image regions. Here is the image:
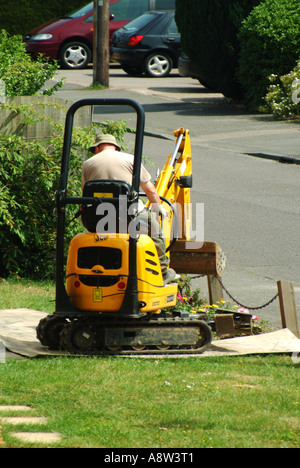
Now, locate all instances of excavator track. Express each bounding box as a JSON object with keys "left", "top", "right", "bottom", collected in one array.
[{"left": 37, "top": 314, "right": 213, "bottom": 356}]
